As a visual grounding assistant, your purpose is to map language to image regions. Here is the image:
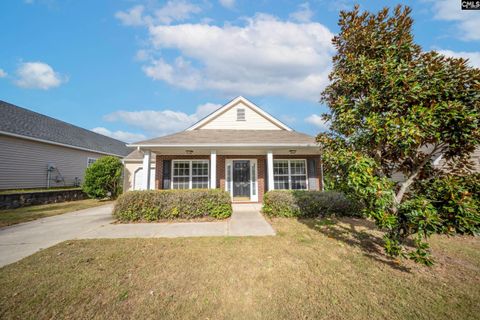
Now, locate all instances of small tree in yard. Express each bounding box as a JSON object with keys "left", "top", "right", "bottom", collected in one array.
[
  {"left": 320, "top": 5, "right": 480, "bottom": 265},
  {"left": 83, "top": 156, "right": 123, "bottom": 199}
]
